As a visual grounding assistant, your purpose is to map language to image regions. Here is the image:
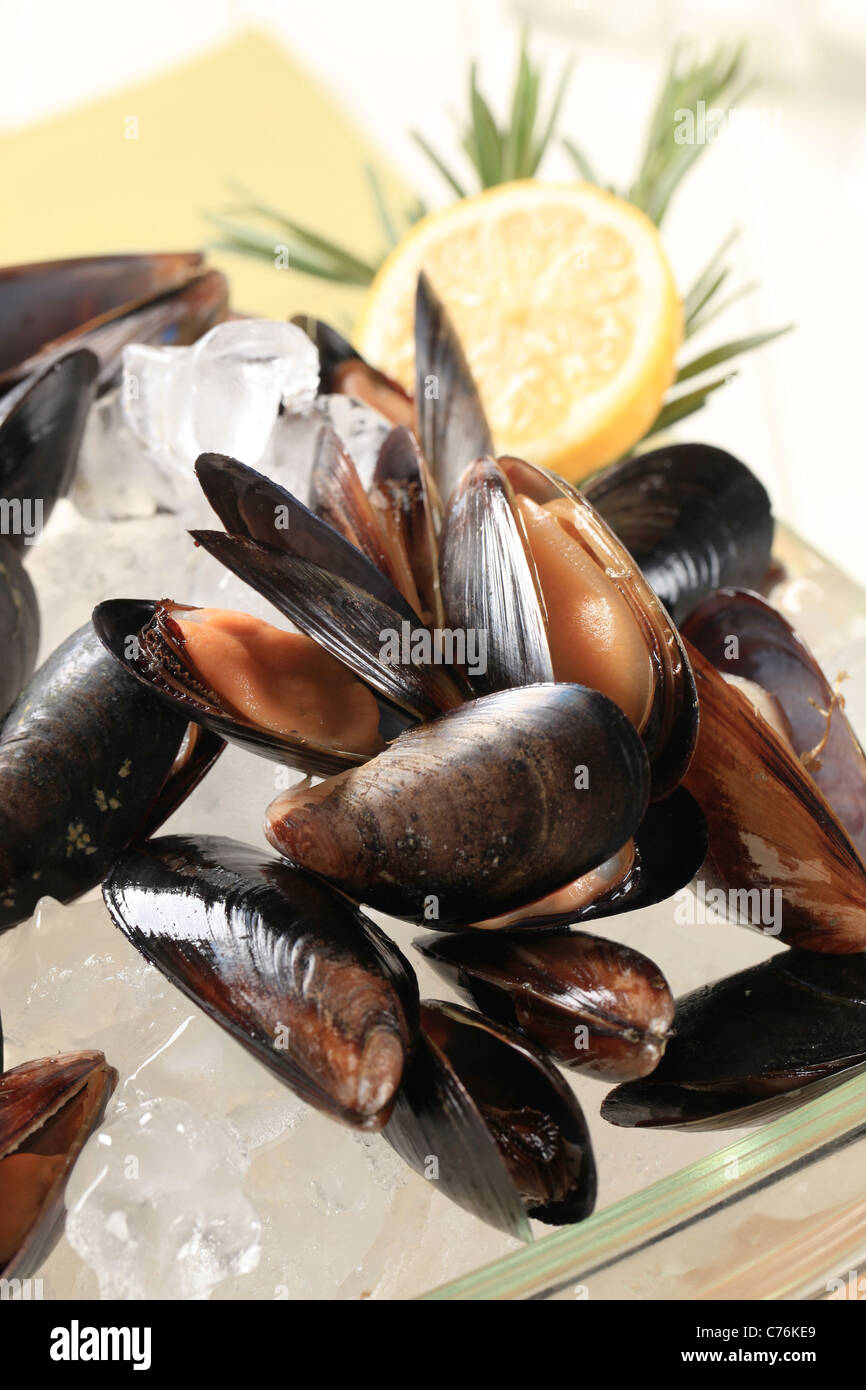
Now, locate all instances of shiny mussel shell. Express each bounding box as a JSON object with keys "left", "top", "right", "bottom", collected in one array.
[
  {"left": 0, "top": 539, "right": 39, "bottom": 718},
  {"left": 417, "top": 931, "right": 674, "bottom": 1081},
  {"left": 602, "top": 950, "right": 866, "bottom": 1129},
  {"left": 384, "top": 999, "right": 596, "bottom": 1238},
  {"left": 583, "top": 442, "right": 774, "bottom": 624},
  {"left": 102, "top": 835, "right": 418, "bottom": 1129},
  {"left": 0, "top": 623, "right": 222, "bottom": 930}
]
